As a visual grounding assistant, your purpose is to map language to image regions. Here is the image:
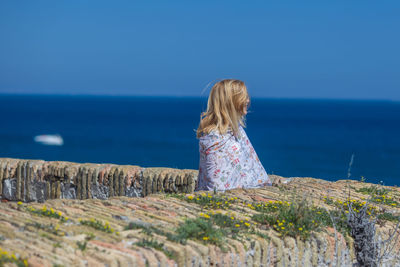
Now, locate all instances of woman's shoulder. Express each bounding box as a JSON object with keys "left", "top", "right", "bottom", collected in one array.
[{"left": 200, "top": 126, "right": 244, "bottom": 137}]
